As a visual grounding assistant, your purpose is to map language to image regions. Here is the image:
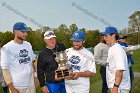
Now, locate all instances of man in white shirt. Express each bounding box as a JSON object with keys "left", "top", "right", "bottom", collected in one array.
[
  {"left": 1, "top": 22, "right": 36, "bottom": 93},
  {"left": 0, "top": 39, "right": 8, "bottom": 93},
  {"left": 103, "top": 26, "right": 130, "bottom": 93},
  {"left": 65, "top": 30, "right": 96, "bottom": 93}
]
